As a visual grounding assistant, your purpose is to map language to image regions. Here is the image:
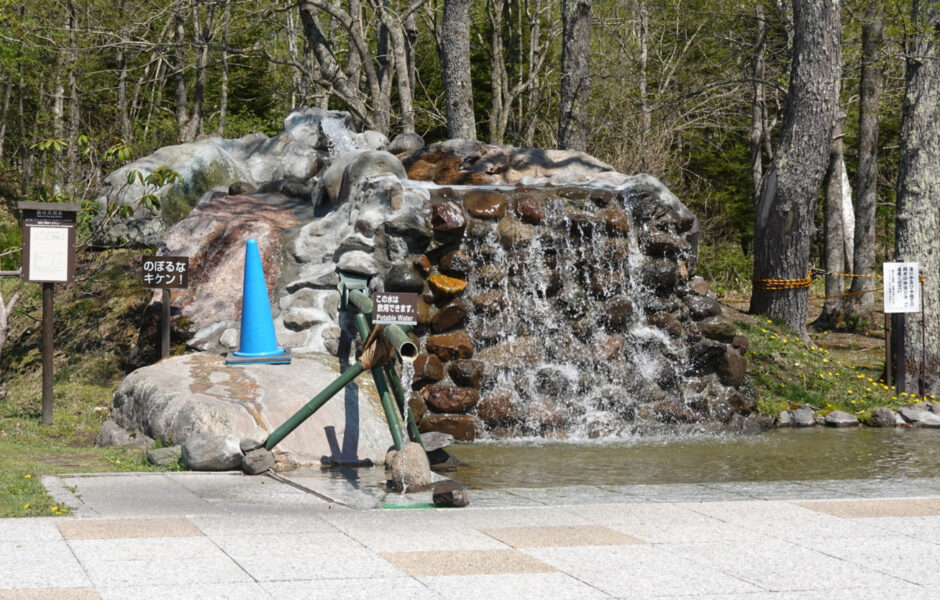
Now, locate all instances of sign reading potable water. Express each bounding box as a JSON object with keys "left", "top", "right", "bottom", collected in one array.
[
  {"left": 142, "top": 256, "right": 190, "bottom": 289},
  {"left": 372, "top": 292, "right": 418, "bottom": 325},
  {"left": 883, "top": 262, "right": 920, "bottom": 313}
]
